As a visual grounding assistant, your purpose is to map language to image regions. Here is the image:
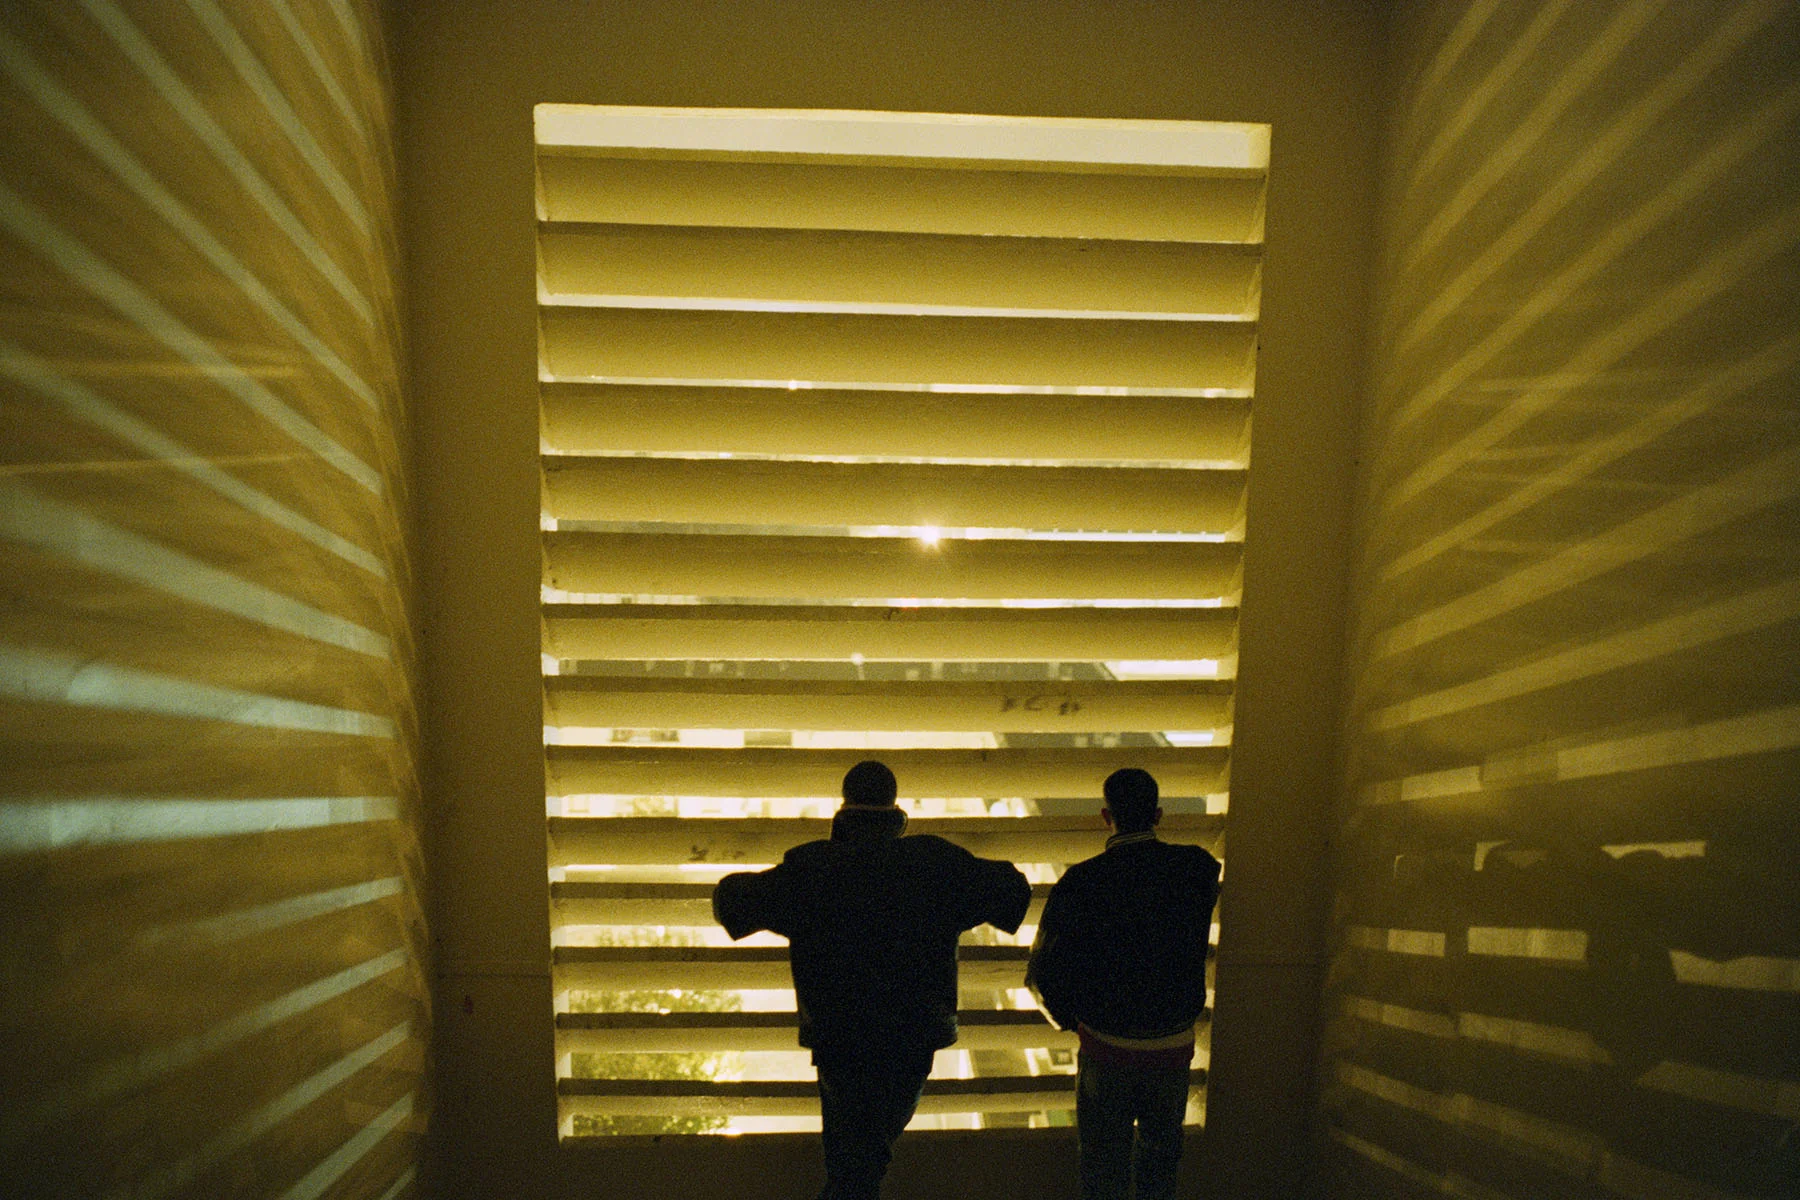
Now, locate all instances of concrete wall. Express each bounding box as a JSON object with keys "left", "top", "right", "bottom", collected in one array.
[
  {"left": 1322, "top": 2, "right": 1800, "bottom": 1196},
  {"left": 0, "top": 0, "right": 428, "bottom": 1195},
  {"left": 392, "top": 3, "right": 1382, "bottom": 1196}
]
